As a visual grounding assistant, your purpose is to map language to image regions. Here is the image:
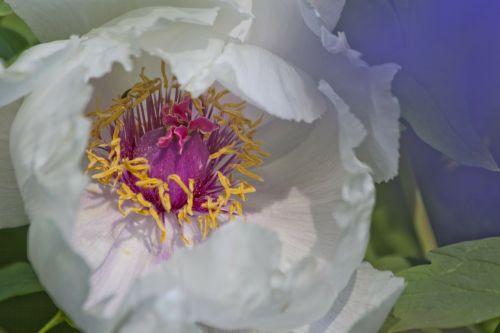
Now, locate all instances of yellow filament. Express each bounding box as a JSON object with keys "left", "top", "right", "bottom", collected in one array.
[
  {"left": 231, "top": 164, "right": 264, "bottom": 182},
  {"left": 209, "top": 143, "right": 237, "bottom": 160}
]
